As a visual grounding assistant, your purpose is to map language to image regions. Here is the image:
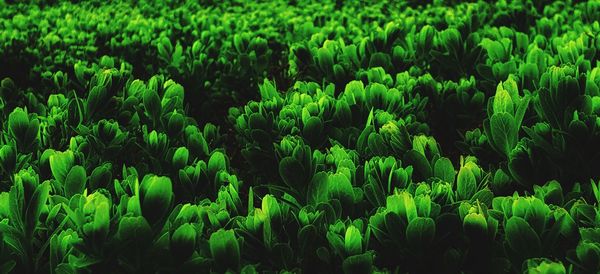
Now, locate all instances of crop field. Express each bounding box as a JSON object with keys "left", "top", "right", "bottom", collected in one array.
[{"left": 1, "top": 0, "right": 600, "bottom": 273}]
